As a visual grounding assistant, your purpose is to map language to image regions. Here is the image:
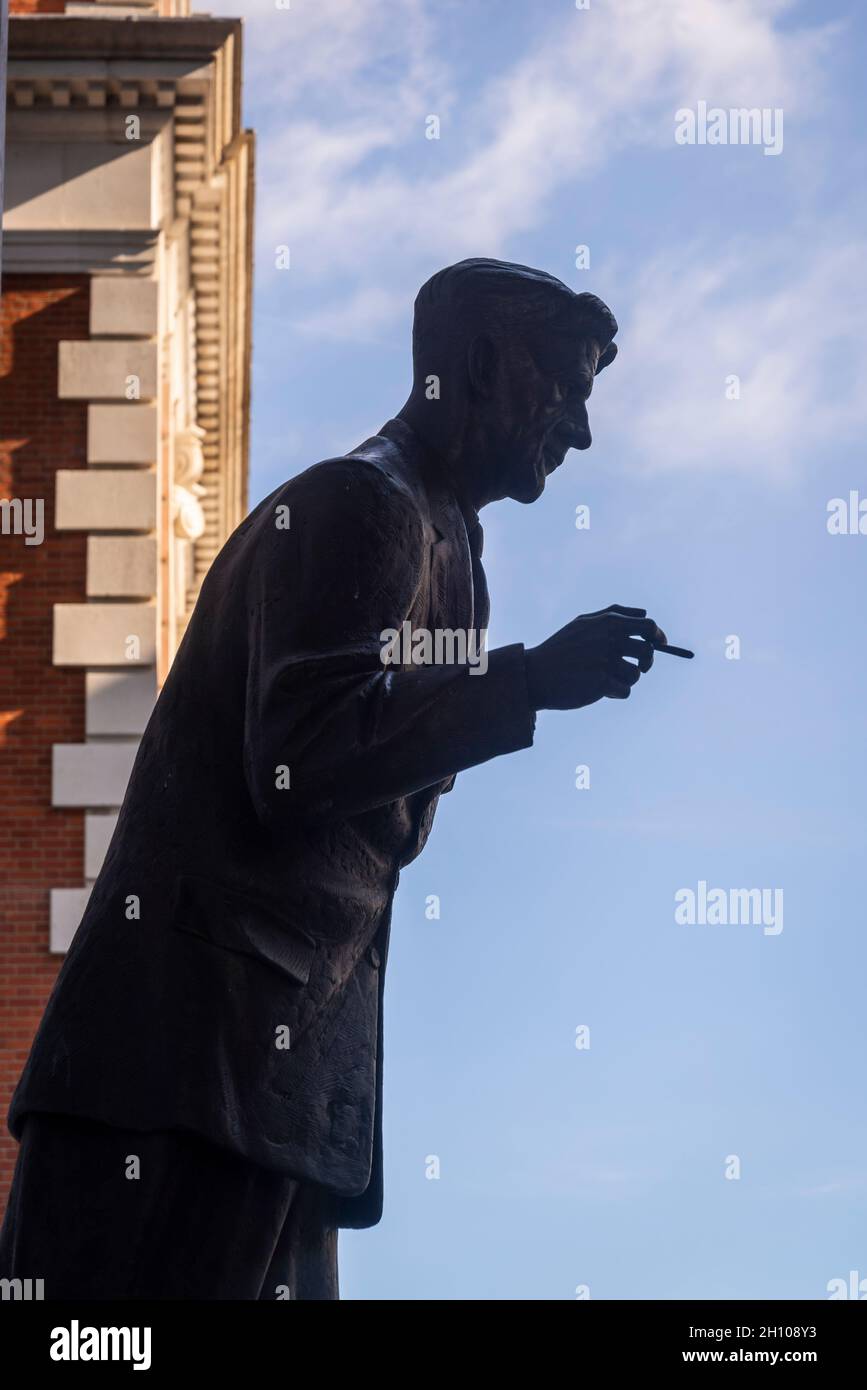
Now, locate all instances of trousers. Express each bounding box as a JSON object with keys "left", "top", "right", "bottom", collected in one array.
[{"left": 0, "top": 1113, "right": 339, "bottom": 1300}]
